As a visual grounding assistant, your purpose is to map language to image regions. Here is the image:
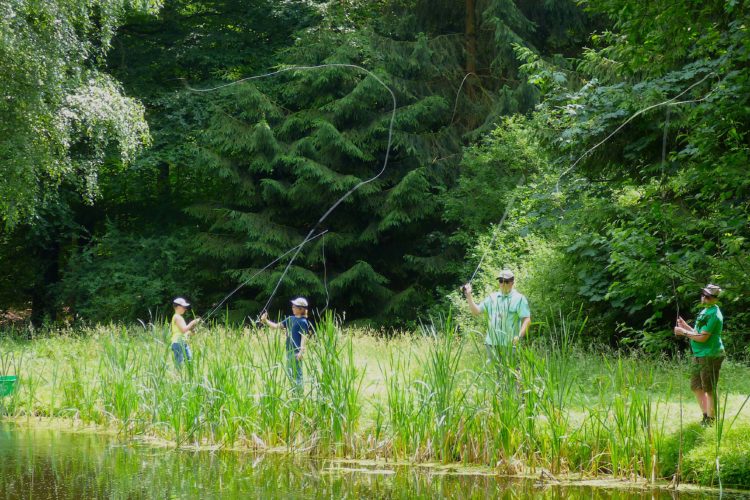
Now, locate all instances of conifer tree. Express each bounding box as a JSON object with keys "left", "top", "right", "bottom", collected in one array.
[{"left": 188, "top": 0, "right": 592, "bottom": 322}]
